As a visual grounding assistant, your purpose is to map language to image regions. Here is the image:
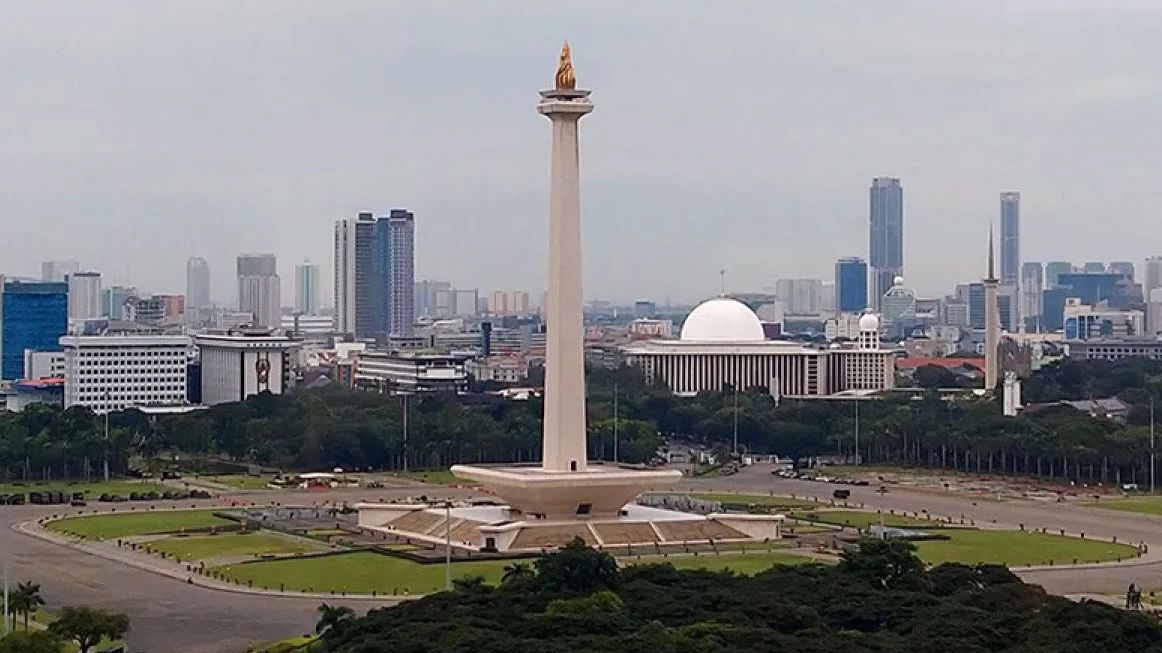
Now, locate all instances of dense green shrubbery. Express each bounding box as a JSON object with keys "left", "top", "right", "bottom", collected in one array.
[{"left": 316, "top": 539, "right": 1162, "bottom": 653}]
